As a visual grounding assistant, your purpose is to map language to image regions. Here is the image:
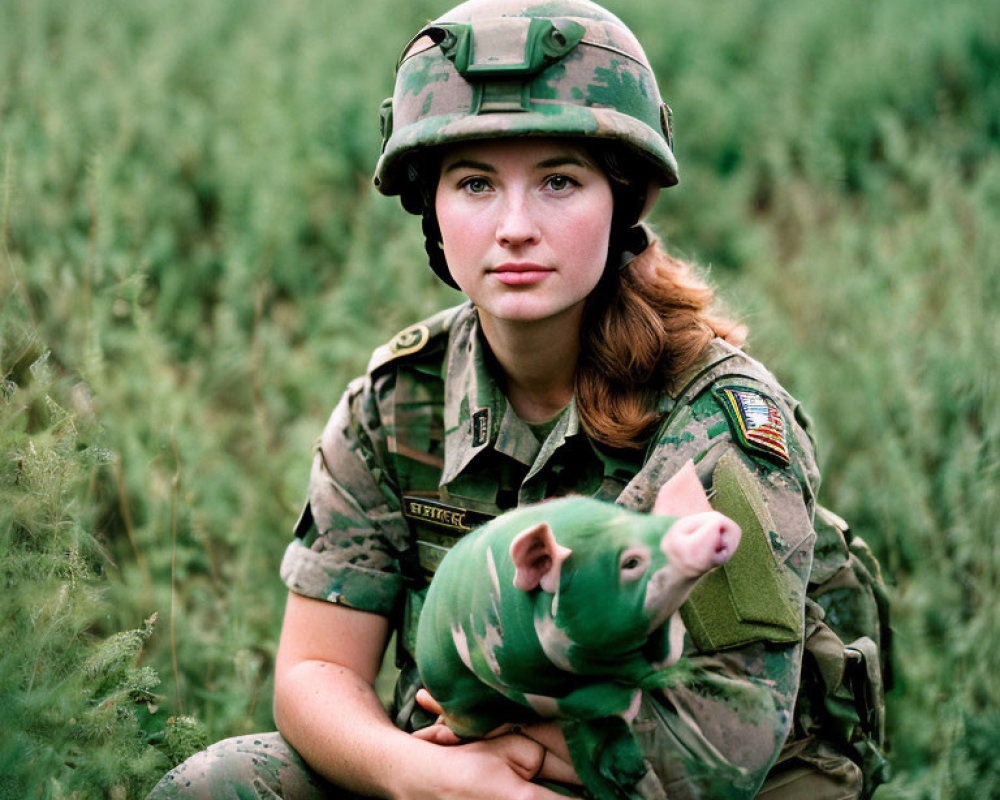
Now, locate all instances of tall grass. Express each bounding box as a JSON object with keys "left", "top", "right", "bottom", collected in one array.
[{"left": 1, "top": 0, "right": 997, "bottom": 796}]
